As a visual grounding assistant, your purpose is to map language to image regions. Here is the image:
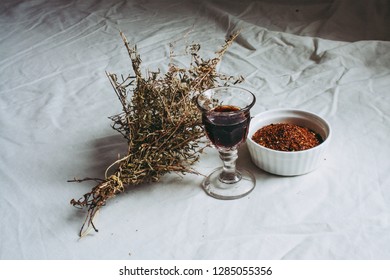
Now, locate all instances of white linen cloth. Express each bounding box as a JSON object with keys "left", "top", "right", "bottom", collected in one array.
[{"left": 1, "top": 0, "right": 389, "bottom": 259}]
